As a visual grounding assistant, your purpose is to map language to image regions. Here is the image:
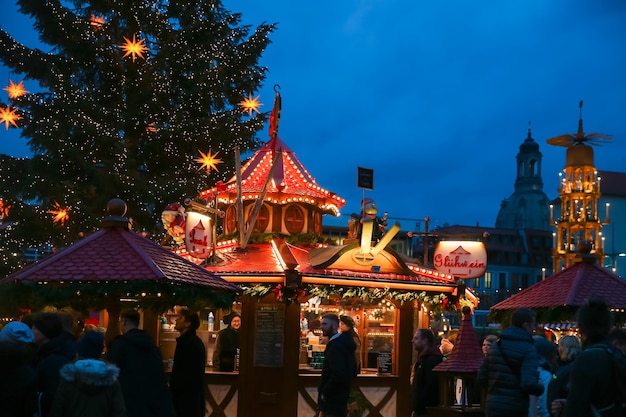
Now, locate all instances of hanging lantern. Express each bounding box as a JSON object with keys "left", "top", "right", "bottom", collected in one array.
[
  {"left": 119, "top": 34, "right": 149, "bottom": 62},
  {"left": 0, "top": 105, "right": 22, "bottom": 129},
  {"left": 3, "top": 80, "right": 28, "bottom": 99},
  {"left": 48, "top": 202, "right": 70, "bottom": 225},
  {"left": 238, "top": 93, "right": 262, "bottom": 116},
  {"left": 195, "top": 149, "right": 222, "bottom": 173}
]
